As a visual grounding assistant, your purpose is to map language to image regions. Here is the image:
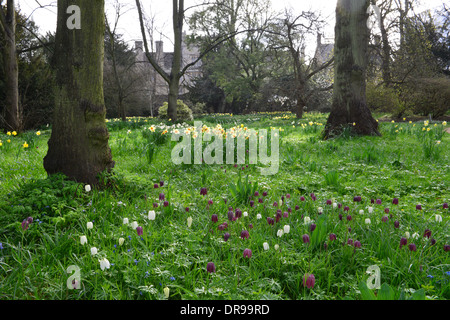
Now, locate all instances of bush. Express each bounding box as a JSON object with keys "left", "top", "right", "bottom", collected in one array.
[
  {"left": 366, "top": 82, "right": 405, "bottom": 117},
  {"left": 158, "top": 100, "right": 193, "bottom": 121},
  {"left": 402, "top": 78, "right": 450, "bottom": 118}
]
